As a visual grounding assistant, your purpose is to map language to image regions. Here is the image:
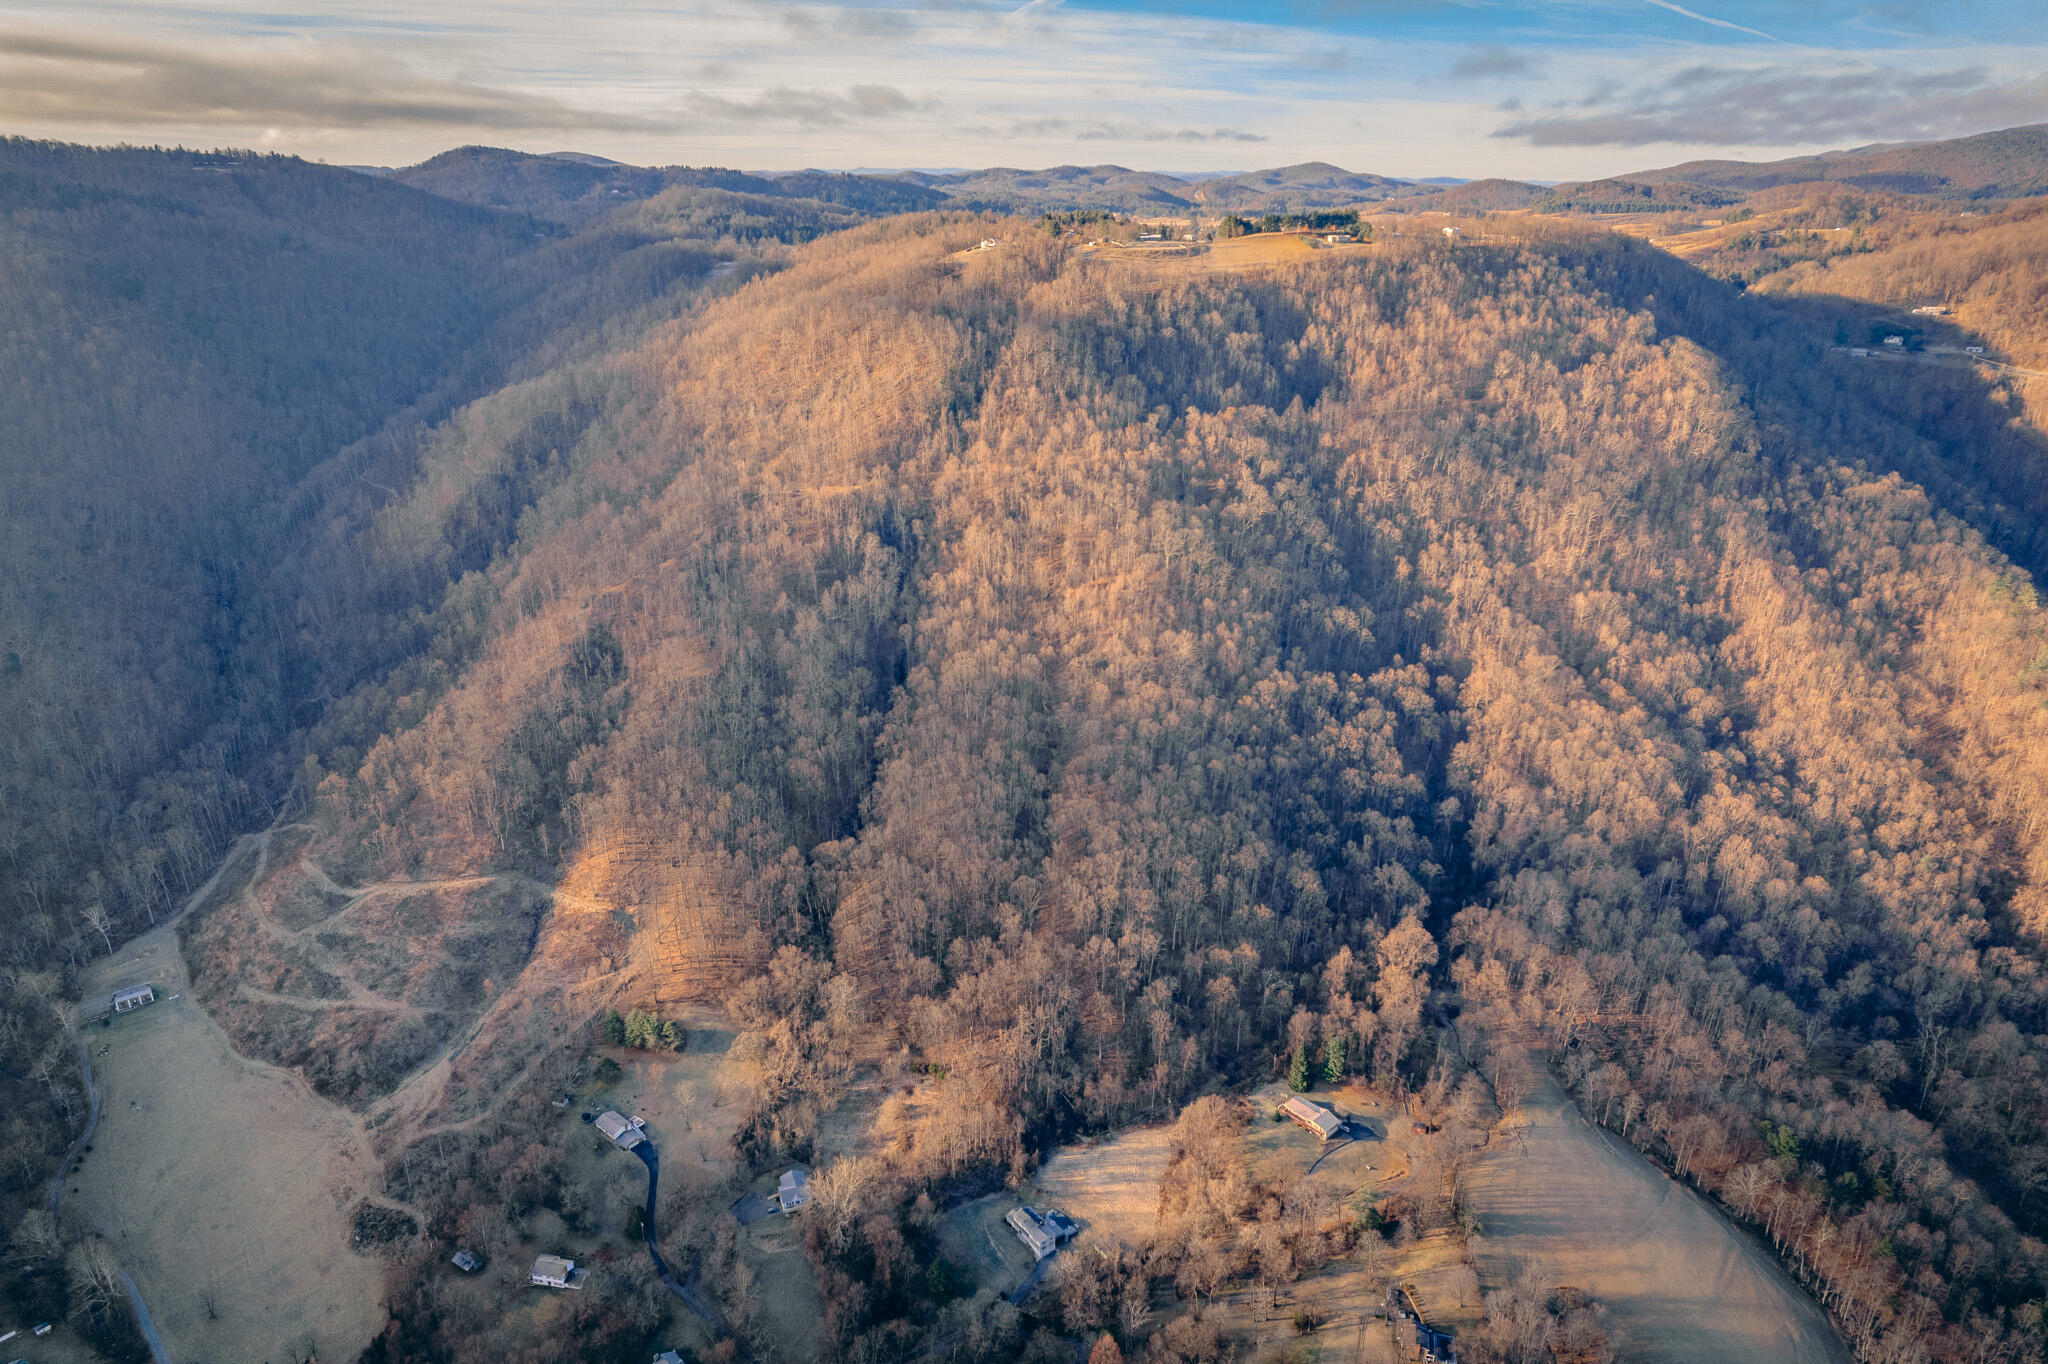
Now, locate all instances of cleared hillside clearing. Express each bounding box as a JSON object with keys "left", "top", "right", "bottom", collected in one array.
[
  {"left": 72, "top": 919, "right": 387, "bottom": 1364},
  {"left": 1028, "top": 1122, "right": 1179, "bottom": 1243},
  {"left": 1463, "top": 1054, "right": 1849, "bottom": 1364}
]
